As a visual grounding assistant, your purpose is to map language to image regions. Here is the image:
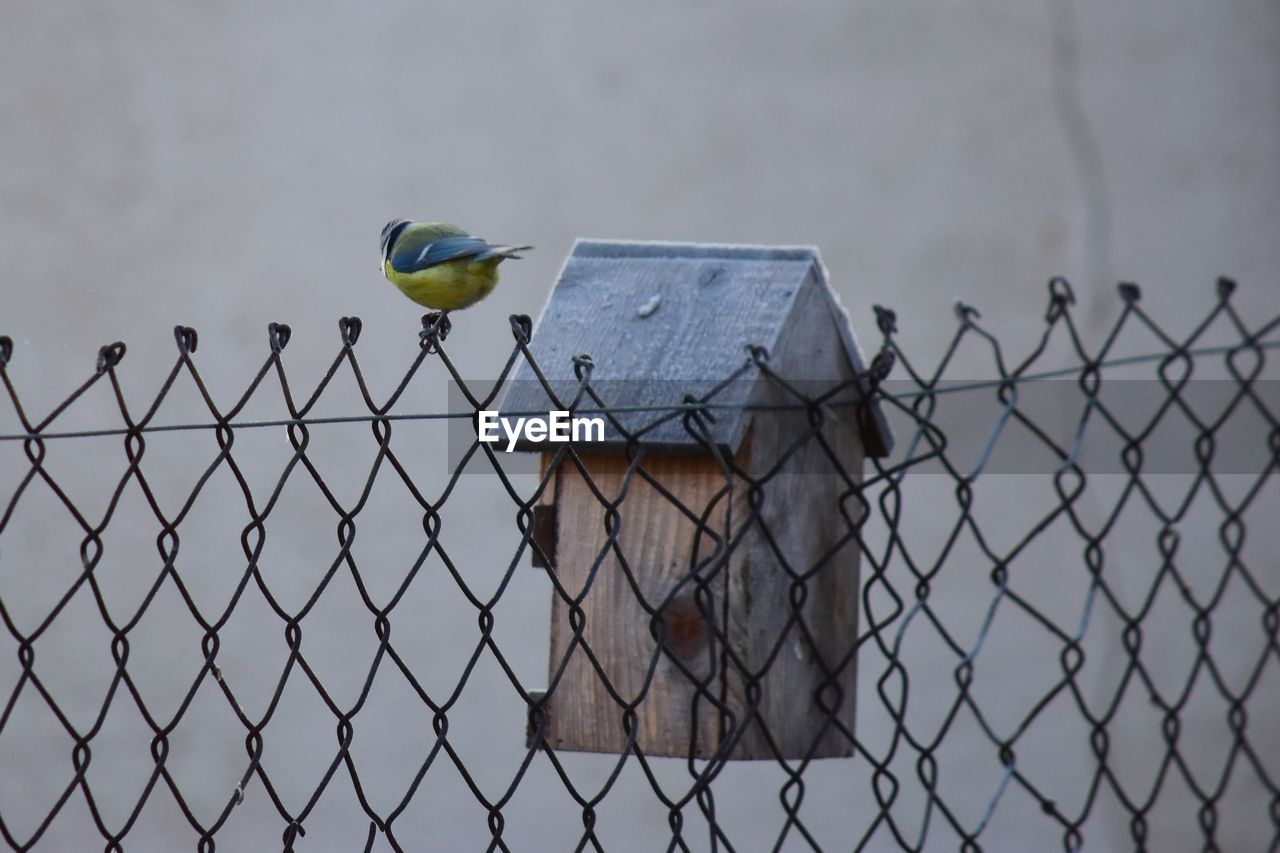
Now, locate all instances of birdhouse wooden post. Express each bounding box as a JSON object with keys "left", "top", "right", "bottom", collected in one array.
[{"left": 502, "top": 241, "right": 891, "bottom": 761}]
